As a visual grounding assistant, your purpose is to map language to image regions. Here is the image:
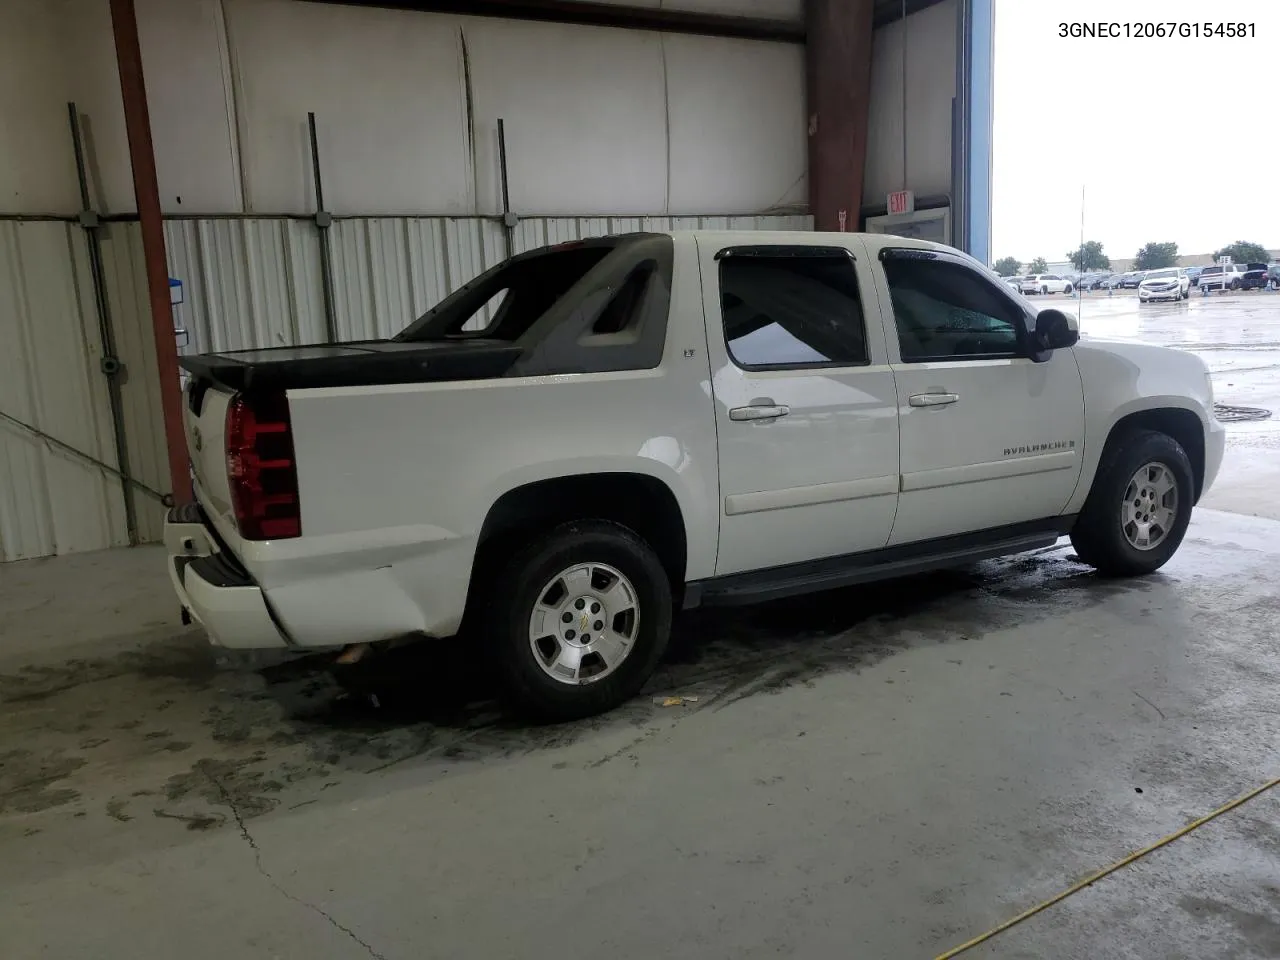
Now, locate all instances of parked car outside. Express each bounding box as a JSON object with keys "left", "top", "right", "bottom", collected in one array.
[
  {"left": 1003, "top": 276, "right": 1022, "bottom": 291},
  {"left": 1020, "top": 273, "right": 1073, "bottom": 295},
  {"left": 1138, "top": 268, "right": 1190, "bottom": 302},
  {"left": 1239, "top": 263, "right": 1270, "bottom": 290},
  {"left": 1268, "top": 264, "right": 1280, "bottom": 290},
  {"left": 1185, "top": 266, "right": 1204, "bottom": 286},
  {"left": 1198, "top": 264, "right": 1246, "bottom": 293},
  {"left": 1120, "top": 272, "right": 1145, "bottom": 289}
]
